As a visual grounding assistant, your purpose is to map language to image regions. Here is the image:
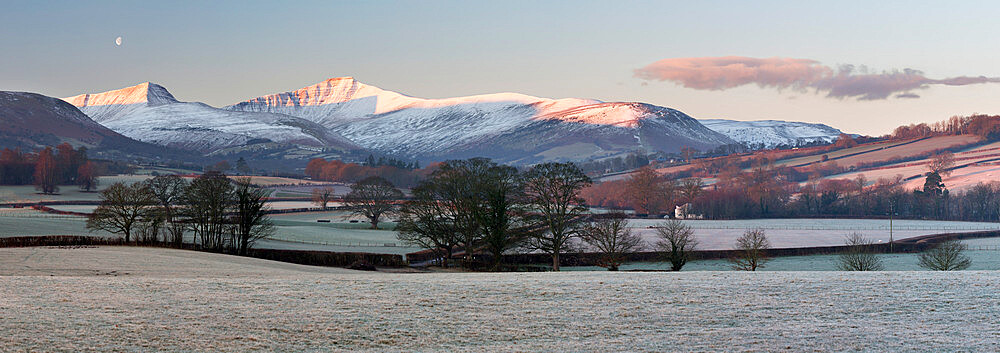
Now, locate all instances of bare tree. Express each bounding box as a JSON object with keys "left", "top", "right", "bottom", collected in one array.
[
  {"left": 523, "top": 162, "right": 592, "bottom": 271},
  {"left": 625, "top": 166, "right": 666, "bottom": 215},
  {"left": 135, "top": 211, "right": 164, "bottom": 244},
  {"left": 655, "top": 219, "right": 699, "bottom": 271},
  {"left": 396, "top": 182, "right": 461, "bottom": 268},
  {"left": 86, "top": 182, "right": 156, "bottom": 243},
  {"left": 145, "top": 175, "right": 188, "bottom": 246},
  {"left": 183, "top": 172, "right": 233, "bottom": 250},
  {"left": 730, "top": 228, "right": 771, "bottom": 271},
  {"left": 579, "top": 212, "right": 645, "bottom": 271},
  {"left": 76, "top": 161, "right": 100, "bottom": 192},
  {"left": 343, "top": 176, "right": 404, "bottom": 229},
  {"left": 231, "top": 178, "right": 275, "bottom": 255},
  {"left": 918, "top": 240, "right": 972, "bottom": 271},
  {"left": 929, "top": 152, "right": 956, "bottom": 177},
  {"left": 33, "top": 146, "right": 59, "bottom": 194},
  {"left": 312, "top": 186, "right": 336, "bottom": 210},
  {"left": 471, "top": 162, "right": 529, "bottom": 271},
  {"left": 423, "top": 159, "right": 487, "bottom": 267},
  {"left": 837, "top": 232, "right": 884, "bottom": 271},
  {"left": 679, "top": 177, "right": 704, "bottom": 204}
]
